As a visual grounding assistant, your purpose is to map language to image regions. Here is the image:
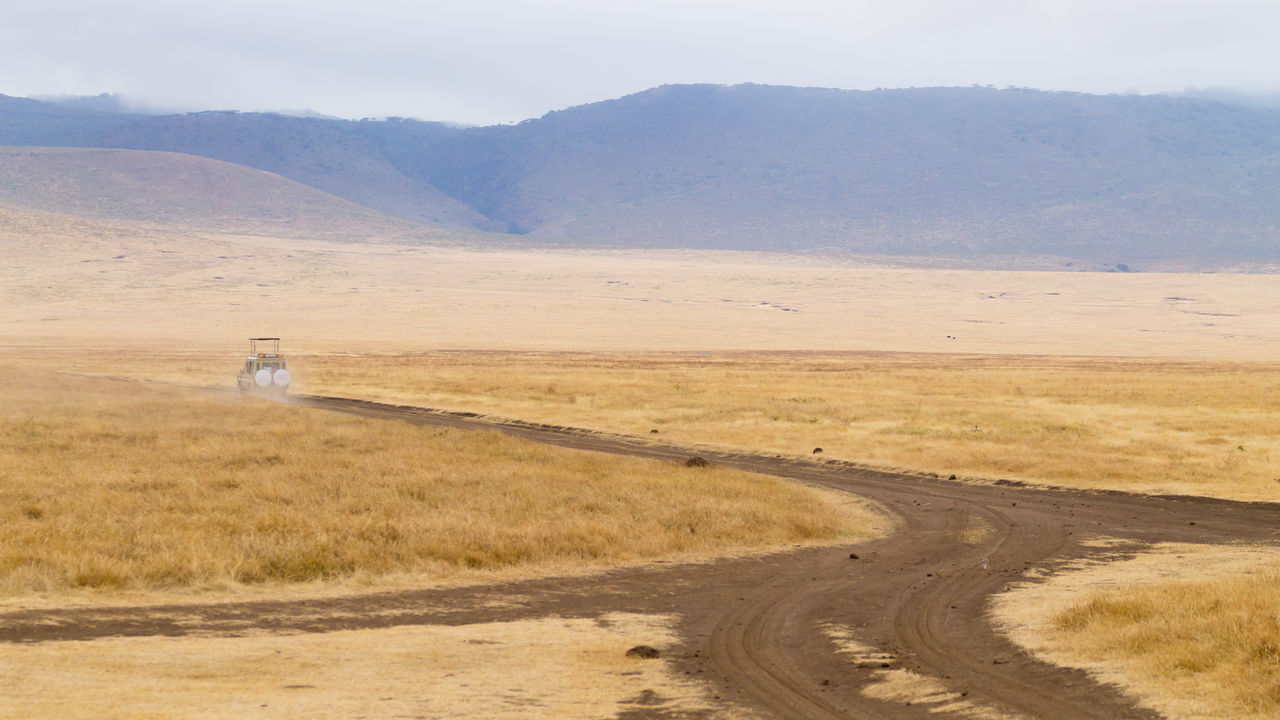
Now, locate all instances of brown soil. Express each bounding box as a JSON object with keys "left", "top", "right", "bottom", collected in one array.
[{"left": 7, "top": 393, "right": 1278, "bottom": 719}]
